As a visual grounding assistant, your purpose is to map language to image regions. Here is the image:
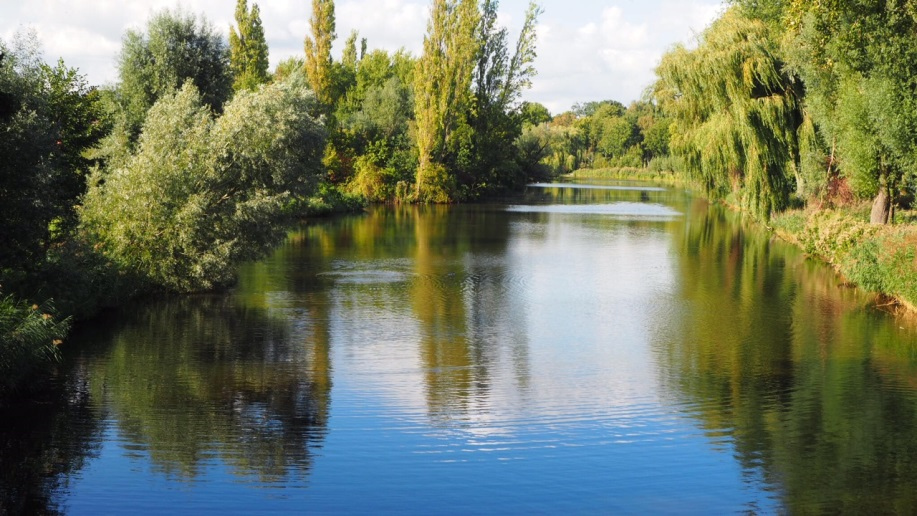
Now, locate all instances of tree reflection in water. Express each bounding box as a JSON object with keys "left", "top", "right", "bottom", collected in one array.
[
  {"left": 0, "top": 368, "right": 102, "bottom": 516},
  {"left": 654, "top": 199, "right": 917, "bottom": 513},
  {"left": 86, "top": 296, "right": 331, "bottom": 482}
]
